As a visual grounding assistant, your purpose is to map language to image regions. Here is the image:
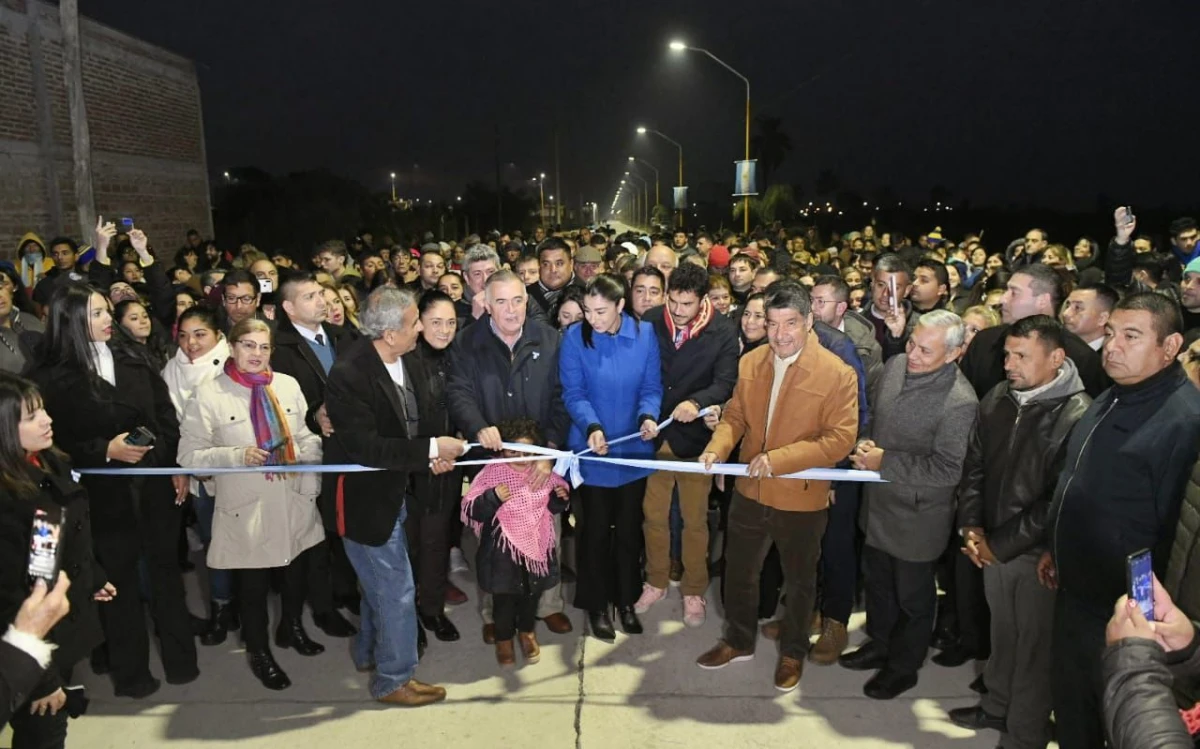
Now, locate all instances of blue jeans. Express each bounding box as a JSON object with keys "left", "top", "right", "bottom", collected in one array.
[
  {"left": 193, "top": 485, "right": 233, "bottom": 602},
  {"left": 343, "top": 509, "right": 419, "bottom": 699}
]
